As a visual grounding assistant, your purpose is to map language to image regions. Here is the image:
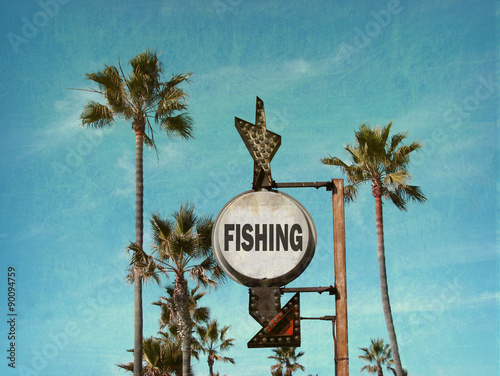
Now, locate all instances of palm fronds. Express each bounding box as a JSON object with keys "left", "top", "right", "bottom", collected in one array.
[
  {"left": 125, "top": 242, "right": 163, "bottom": 285},
  {"left": 78, "top": 50, "right": 193, "bottom": 148},
  {"left": 359, "top": 338, "right": 393, "bottom": 375},
  {"left": 321, "top": 122, "right": 426, "bottom": 209},
  {"left": 117, "top": 336, "right": 184, "bottom": 376},
  {"left": 80, "top": 101, "right": 115, "bottom": 128},
  {"left": 268, "top": 347, "right": 305, "bottom": 376}
]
